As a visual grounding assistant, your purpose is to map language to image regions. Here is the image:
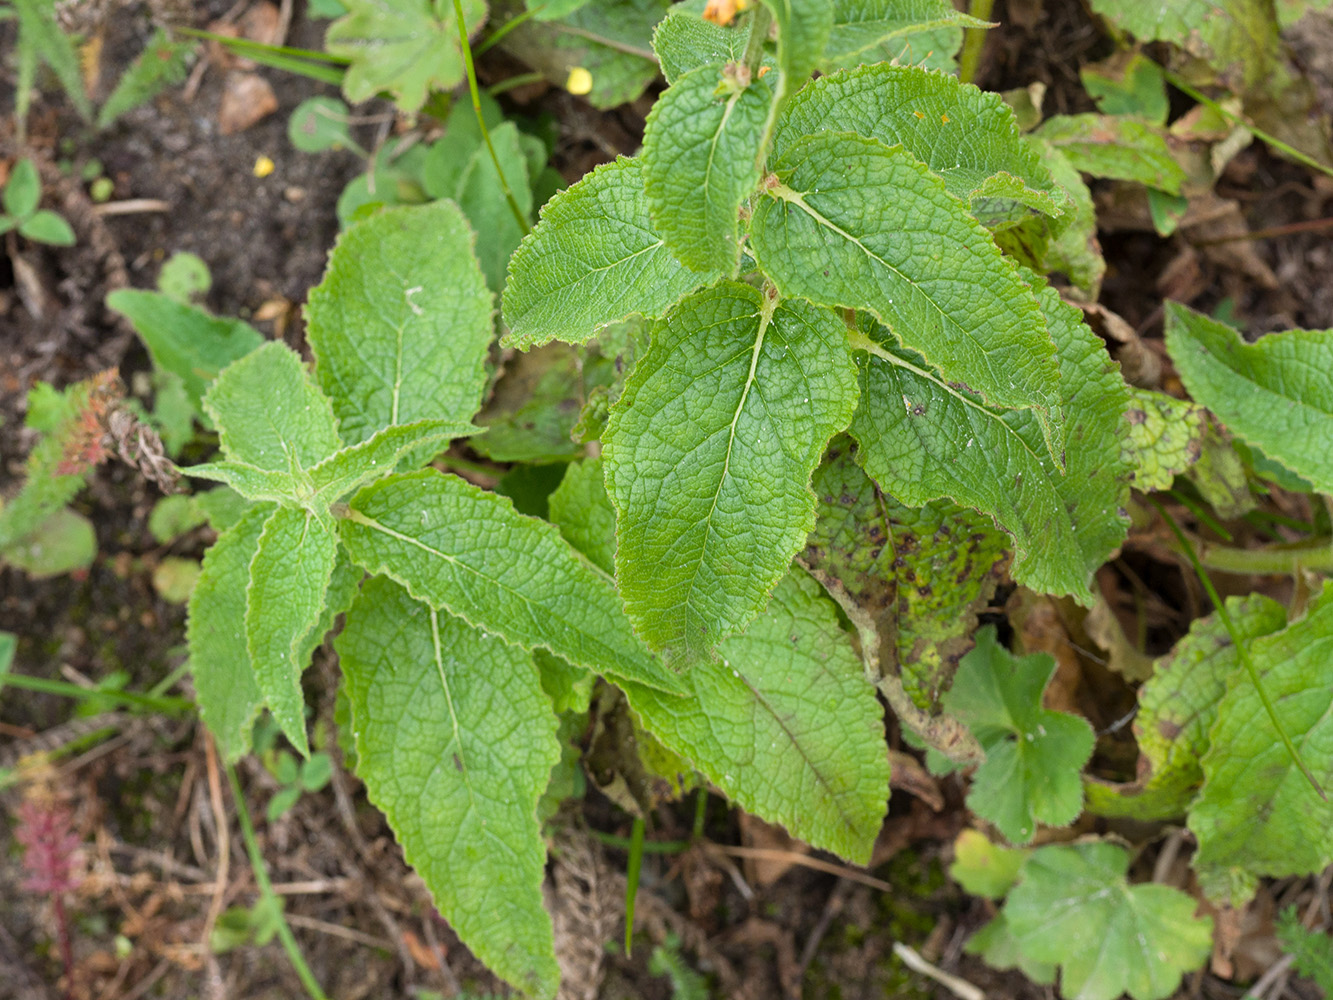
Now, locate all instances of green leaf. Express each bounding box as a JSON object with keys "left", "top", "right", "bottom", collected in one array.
[
  {"left": 1080, "top": 51, "right": 1169, "bottom": 125},
  {"left": 19, "top": 209, "right": 75, "bottom": 246},
  {"left": 339, "top": 469, "right": 687, "bottom": 697},
  {"left": 337, "top": 576, "right": 560, "bottom": 998},
  {"left": 204, "top": 341, "right": 342, "bottom": 473},
  {"left": 1085, "top": 595, "right": 1286, "bottom": 821},
  {"left": 307, "top": 201, "right": 494, "bottom": 447},
  {"left": 642, "top": 65, "right": 774, "bottom": 273},
  {"left": 106, "top": 290, "right": 264, "bottom": 412},
  {"left": 310, "top": 419, "right": 477, "bottom": 502},
  {"left": 1029, "top": 140, "right": 1105, "bottom": 300},
  {"left": 188, "top": 504, "right": 273, "bottom": 761},
  {"left": 771, "top": 65, "right": 1065, "bottom": 228},
  {"left": 1276, "top": 905, "right": 1333, "bottom": 994},
  {"left": 849, "top": 280, "right": 1130, "bottom": 604},
  {"left": 1188, "top": 582, "right": 1333, "bottom": 903},
  {"left": 448, "top": 121, "right": 532, "bottom": 292},
  {"left": 287, "top": 96, "right": 359, "bottom": 153},
  {"left": 181, "top": 461, "right": 301, "bottom": 505},
  {"left": 652, "top": 9, "right": 750, "bottom": 84},
  {"left": 4, "top": 158, "right": 39, "bottom": 217},
  {"left": 1164, "top": 302, "right": 1333, "bottom": 495},
  {"left": 548, "top": 457, "right": 617, "bottom": 576},
  {"left": 148, "top": 494, "right": 207, "bottom": 544},
  {"left": 950, "top": 829, "right": 1027, "bottom": 899},
  {"left": 964, "top": 913, "right": 1057, "bottom": 985},
  {"left": 621, "top": 570, "right": 889, "bottom": 862},
  {"left": 96, "top": 29, "right": 194, "bottom": 128},
  {"left": 1034, "top": 115, "right": 1186, "bottom": 195},
  {"left": 759, "top": 0, "right": 832, "bottom": 97},
  {"left": 325, "top": 0, "right": 486, "bottom": 112},
  {"left": 502, "top": 157, "right": 719, "bottom": 349},
  {"left": 803, "top": 440, "right": 1009, "bottom": 711},
  {"left": 0, "top": 631, "right": 14, "bottom": 676},
  {"left": 752, "top": 131, "right": 1062, "bottom": 424},
  {"left": 12, "top": 0, "right": 92, "bottom": 119},
  {"left": 1087, "top": 0, "right": 1276, "bottom": 90},
  {"left": 1004, "top": 842, "right": 1213, "bottom": 1000},
  {"left": 195, "top": 487, "right": 251, "bottom": 533},
  {"left": 2, "top": 508, "right": 96, "bottom": 578},
  {"left": 1122, "top": 388, "right": 1206, "bottom": 492},
  {"left": 821, "top": 0, "right": 990, "bottom": 71},
  {"left": 605, "top": 284, "right": 858, "bottom": 662},
  {"left": 246, "top": 507, "right": 340, "bottom": 756},
  {"left": 943, "top": 626, "right": 1094, "bottom": 844}
]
